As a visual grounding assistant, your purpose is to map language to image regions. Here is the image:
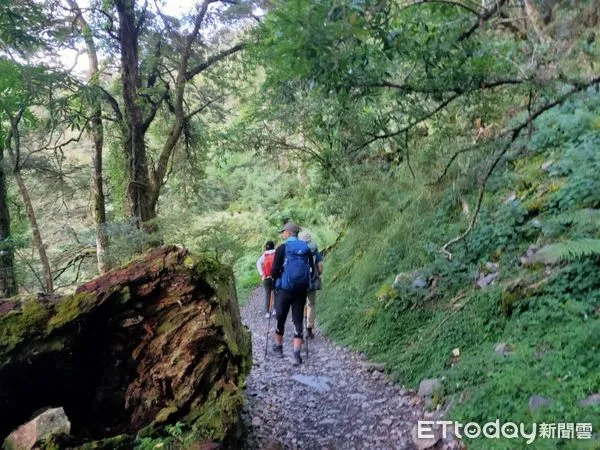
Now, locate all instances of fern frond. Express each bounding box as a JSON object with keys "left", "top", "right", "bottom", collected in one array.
[
  {"left": 551, "top": 209, "right": 600, "bottom": 226},
  {"left": 534, "top": 238, "right": 600, "bottom": 263}
]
